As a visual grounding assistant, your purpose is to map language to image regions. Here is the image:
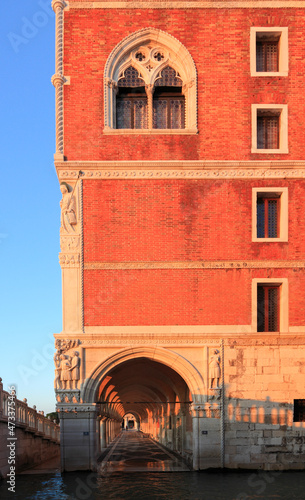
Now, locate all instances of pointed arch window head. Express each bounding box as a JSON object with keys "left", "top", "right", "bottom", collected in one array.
[
  {"left": 117, "top": 66, "right": 147, "bottom": 129},
  {"left": 104, "top": 28, "right": 198, "bottom": 134}
]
